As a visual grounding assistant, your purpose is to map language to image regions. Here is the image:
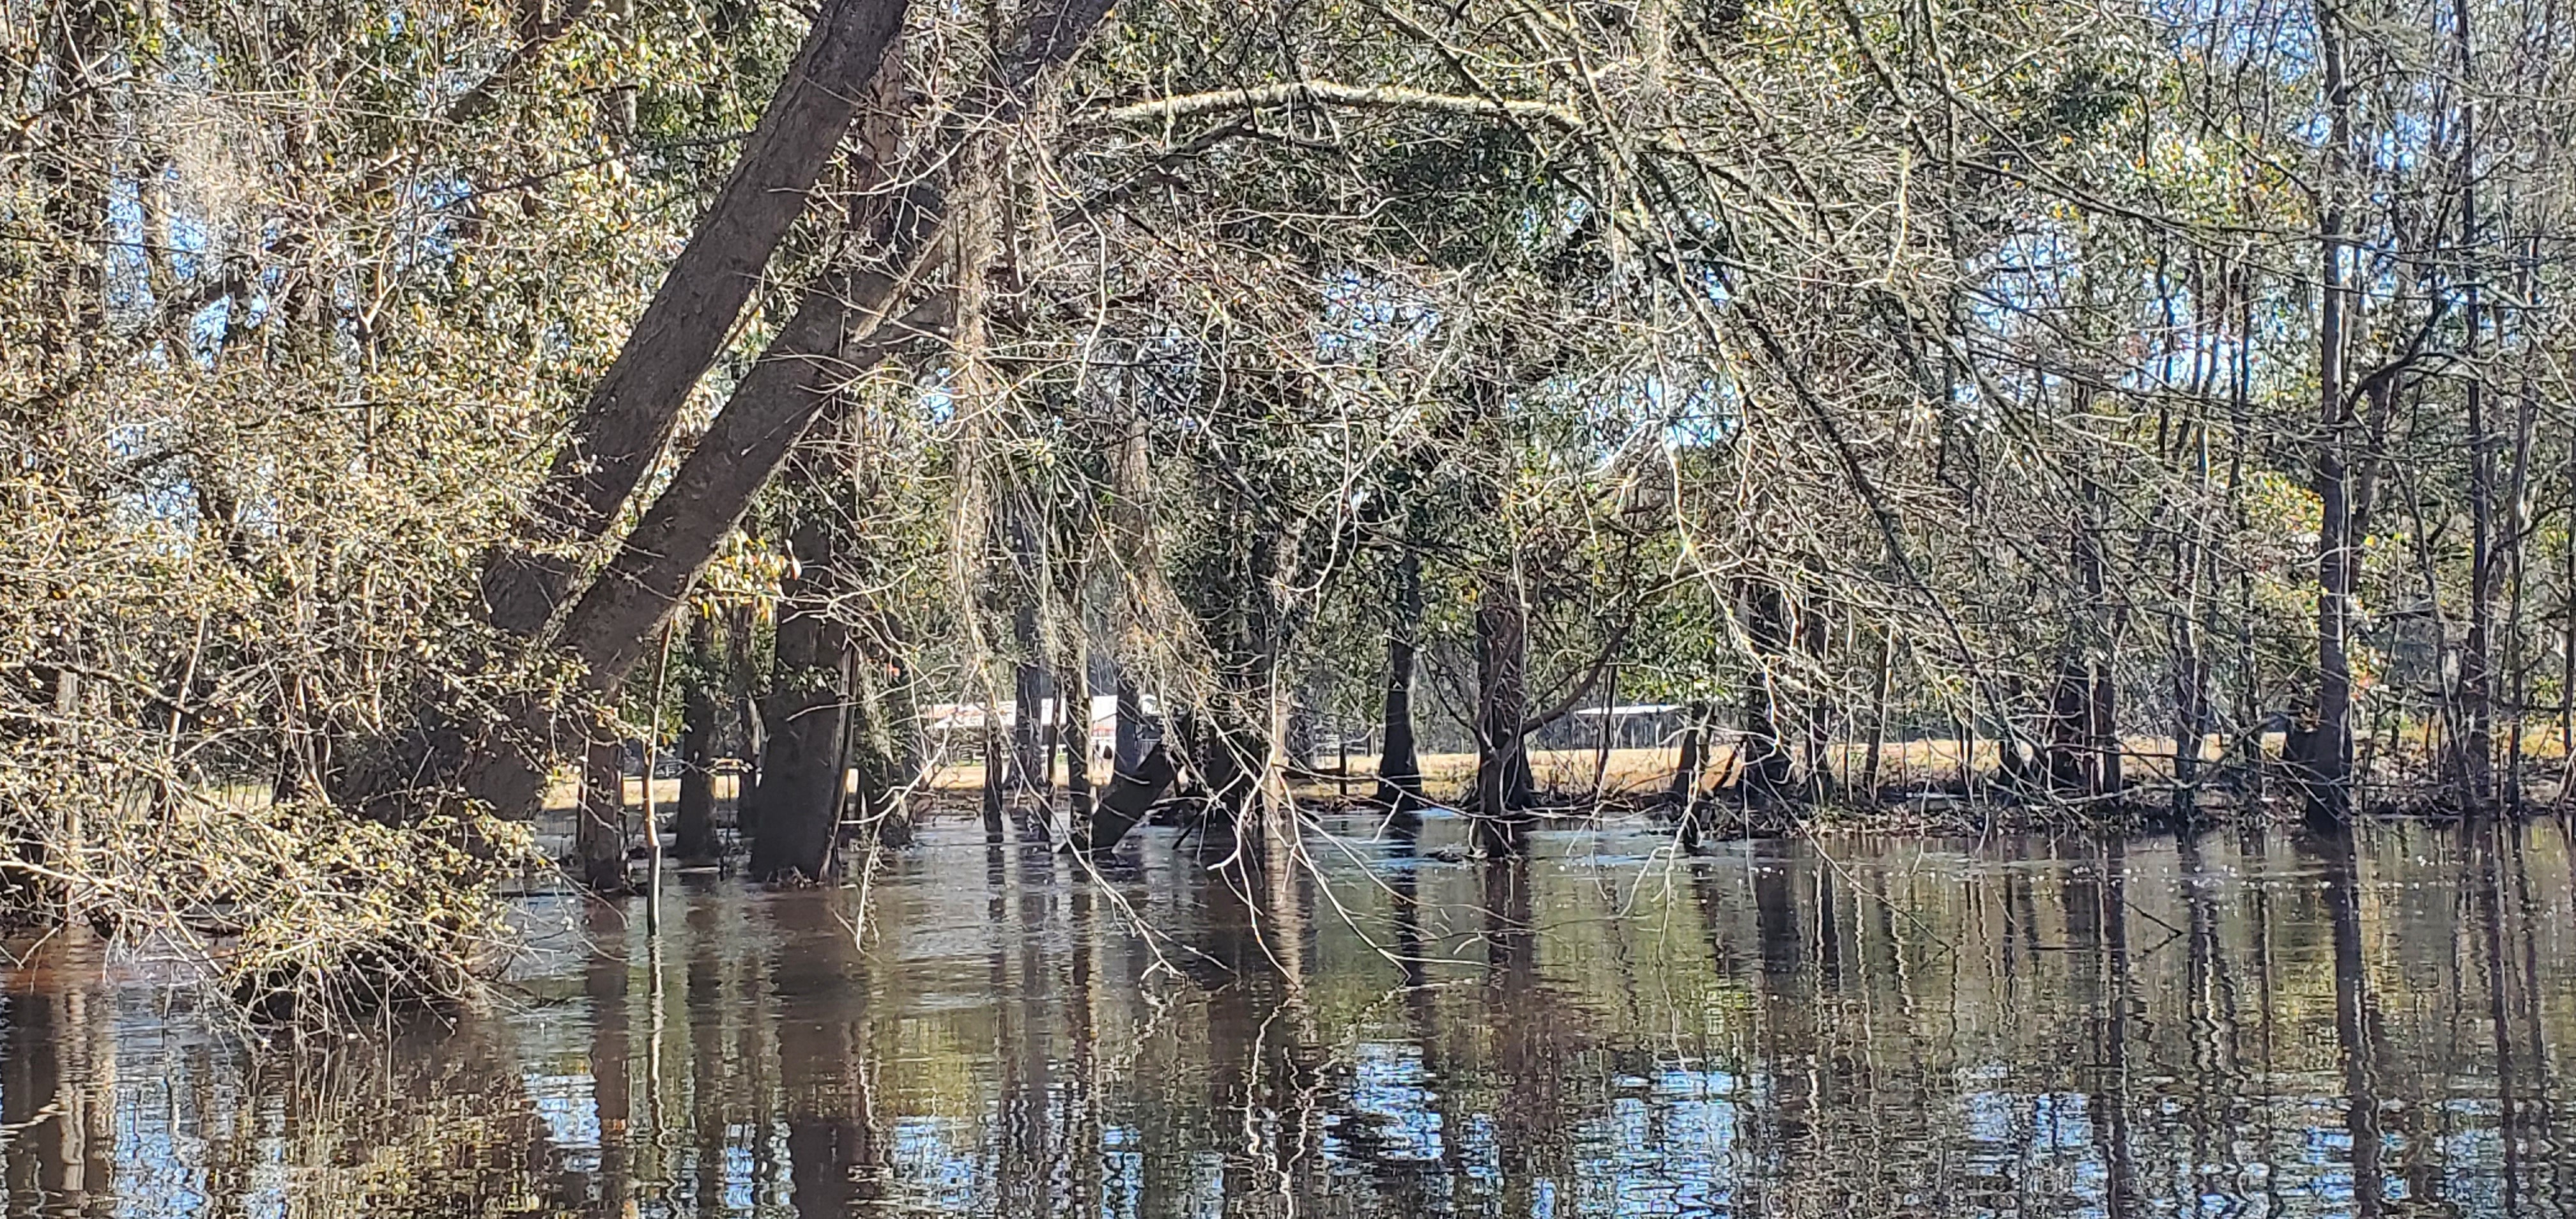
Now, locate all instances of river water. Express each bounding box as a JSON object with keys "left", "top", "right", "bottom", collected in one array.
[{"left": 3, "top": 812, "right": 2572, "bottom": 1216}]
